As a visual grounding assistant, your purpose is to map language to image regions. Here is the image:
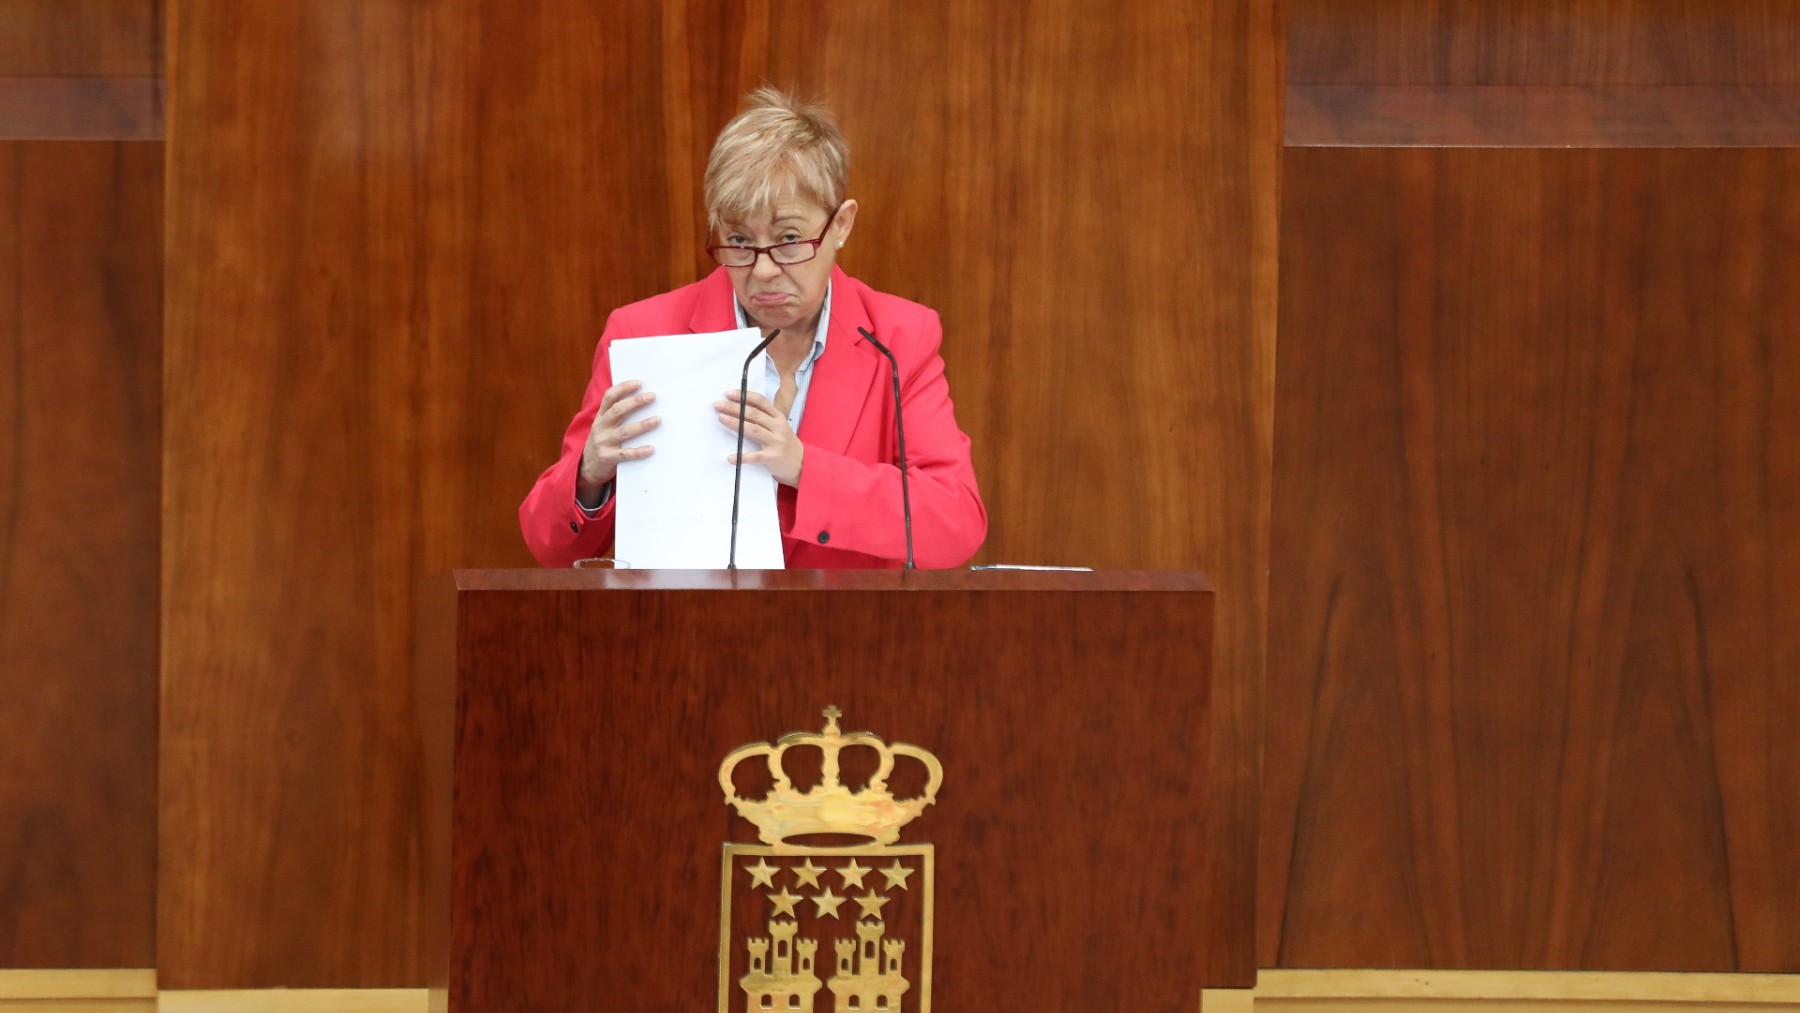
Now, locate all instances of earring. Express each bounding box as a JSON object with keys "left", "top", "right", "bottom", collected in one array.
[{"left": 836, "top": 242, "right": 844, "bottom": 248}]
